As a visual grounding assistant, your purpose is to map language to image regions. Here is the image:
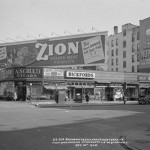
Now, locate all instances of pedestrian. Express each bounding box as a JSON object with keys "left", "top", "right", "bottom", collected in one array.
[
  {"left": 14, "top": 91, "right": 17, "bottom": 101},
  {"left": 85, "top": 93, "right": 89, "bottom": 104},
  {"left": 123, "top": 96, "right": 126, "bottom": 104},
  {"left": 55, "top": 91, "right": 58, "bottom": 104}
]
